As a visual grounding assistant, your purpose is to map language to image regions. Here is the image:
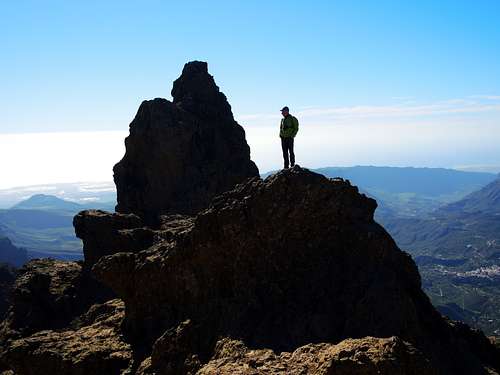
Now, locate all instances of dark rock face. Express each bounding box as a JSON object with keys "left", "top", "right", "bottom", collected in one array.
[
  {"left": 2, "top": 299, "right": 132, "bottom": 375},
  {"left": 73, "top": 209, "right": 154, "bottom": 269},
  {"left": 94, "top": 166, "right": 500, "bottom": 374},
  {"left": 113, "top": 61, "right": 259, "bottom": 222},
  {"left": 0, "top": 259, "right": 111, "bottom": 345},
  {"left": 73, "top": 209, "right": 194, "bottom": 272}
]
